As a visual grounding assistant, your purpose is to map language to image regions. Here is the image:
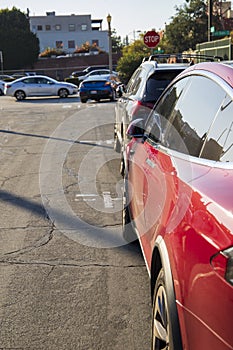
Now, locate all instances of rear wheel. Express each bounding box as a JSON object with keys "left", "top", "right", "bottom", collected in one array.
[
  {"left": 152, "top": 268, "right": 182, "bottom": 350},
  {"left": 58, "top": 88, "right": 68, "bottom": 98},
  {"left": 0, "top": 89, "right": 3, "bottom": 96},
  {"left": 113, "top": 129, "right": 121, "bottom": 153},
  {"left": 110, "top": 90, "right": 116, "bottom": 101},
  {"left": 15, "top": 90, "right": 26, "bottom": 100},
  {"left": 80, "top": 98, "right": 87, "bottom": 103},
  {"left": 122, "top": 173, "right": 137, "bottom": 243}
]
